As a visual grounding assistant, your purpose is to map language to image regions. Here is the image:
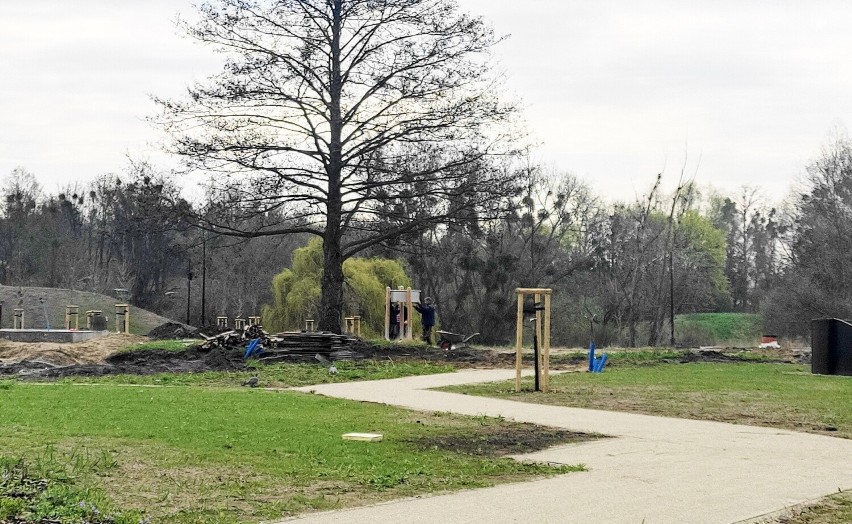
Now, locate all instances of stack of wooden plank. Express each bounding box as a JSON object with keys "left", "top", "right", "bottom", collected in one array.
[
  {"left": 261, "top": 331, "right": 359, "bottom": 361},
  {"left": 200, "top": 326, "right": 360, "bottom": 362}
]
